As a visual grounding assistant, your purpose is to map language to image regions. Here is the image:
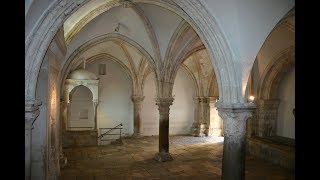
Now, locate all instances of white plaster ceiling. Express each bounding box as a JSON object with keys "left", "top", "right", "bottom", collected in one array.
[
  {"left": 66, "top": 5, "right": 154, "bottom": 61},
  {"left": 255, "top": 15, "right": 295, "bottom": 76},
  {"left": 138, "top": 3, "right": 182, "bottom": 61},
  {"left": 64, "top": 0, "right": 112, "bottom": 39},
  {"left": 183, "top": 49, "right": 216, "bottom": 96},
  {"left": 69, "top": 40, "right": 146, "bottom": 85}
]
